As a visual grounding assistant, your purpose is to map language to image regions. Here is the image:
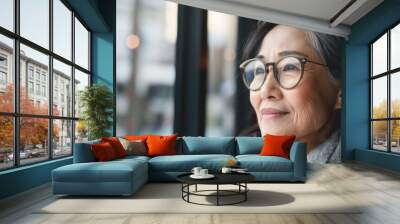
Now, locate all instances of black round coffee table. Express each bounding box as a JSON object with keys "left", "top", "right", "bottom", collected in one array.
[{"left": 177, "top": 173, "right": 255, "bottom": 206}]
